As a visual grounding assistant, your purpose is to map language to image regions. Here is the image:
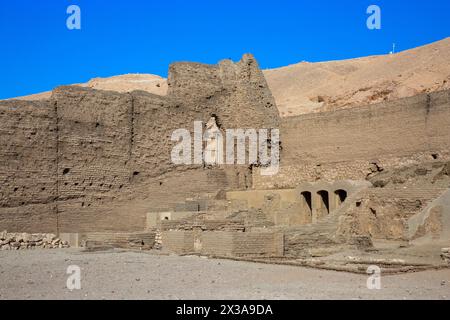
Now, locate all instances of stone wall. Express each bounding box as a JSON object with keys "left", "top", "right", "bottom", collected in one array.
[
  {"left": 3, "top": 54, "right": 449, "bottom": 241},
  {"left": 0, "top": 54, "right": 279, "bottom": 234},
  {"left": 254, "top": 90, "right": 450, "bottom": 189},
  {"left": 226, "top": 180, "right": 370, "bottom": 226},
  {"left": 161, "top": 230, "right": 284, "bottom": 257},
  {"left": 201, "top": 231, "right": 284, "bottom": 257},
  {"left": 162, "top": 230, "right": 195, "bottom": 254},
  {"left": 0, "top": 100, "right": 58, "bottom": 232},
  {"left": 83, "top": 232, "right": 156, "bottom": 250}
]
